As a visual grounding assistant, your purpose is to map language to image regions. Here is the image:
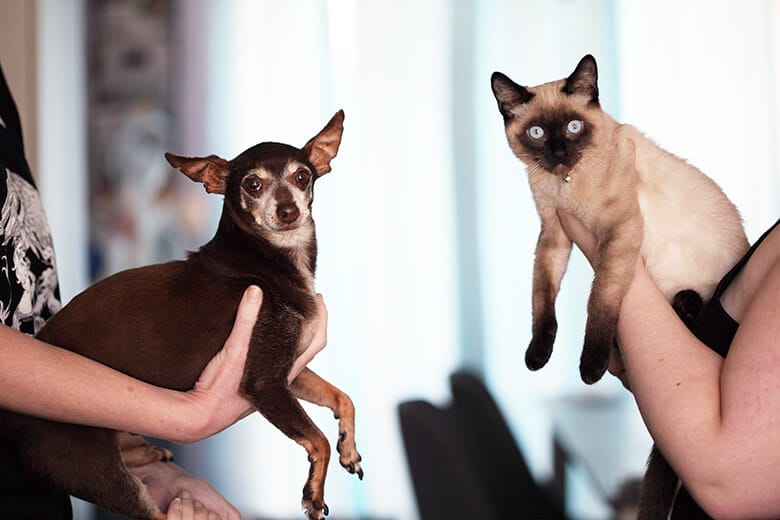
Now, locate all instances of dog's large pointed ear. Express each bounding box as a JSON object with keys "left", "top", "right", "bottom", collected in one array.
[
  {"left": 491, "top": 72, "right": 534, "bottom": 120},
  {"left": 303, "top": 110, "right": 344, "bottom": 177},
  {"left": 165, "top": 153, "right": 230, "bottom": 194}
]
